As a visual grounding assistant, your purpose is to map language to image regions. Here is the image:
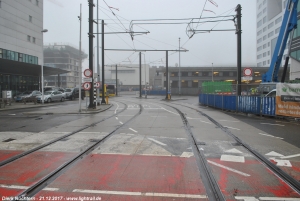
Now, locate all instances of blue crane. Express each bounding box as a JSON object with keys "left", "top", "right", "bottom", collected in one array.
[{"left": 262, "top": 0, "right": 298, "bottom": 83}]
